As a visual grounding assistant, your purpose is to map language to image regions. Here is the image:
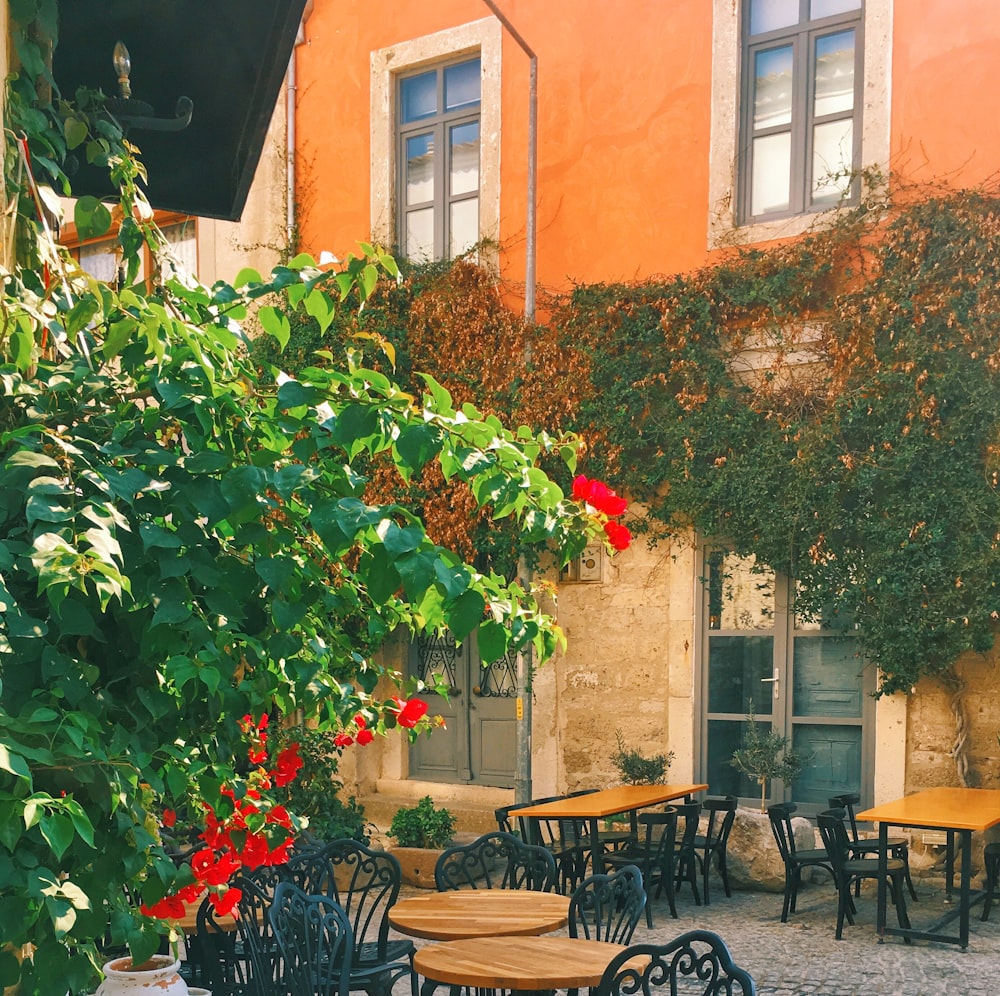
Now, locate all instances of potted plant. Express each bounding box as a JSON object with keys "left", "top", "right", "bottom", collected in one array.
[
  {"left": 611, "top": 729, "right": 675, "bottom": 785},
  {"left": 386, "top": 796, "right": 457, "bottom": 888},
  {"left": 729, "top": 701, "right": 811, "bottom": 813}
]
